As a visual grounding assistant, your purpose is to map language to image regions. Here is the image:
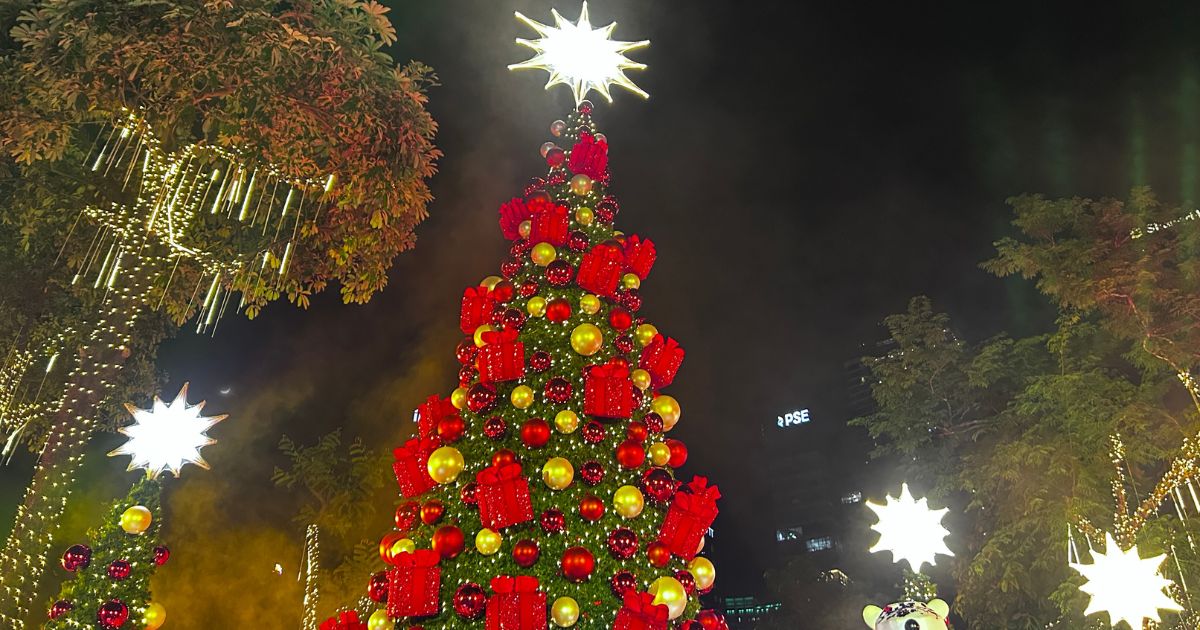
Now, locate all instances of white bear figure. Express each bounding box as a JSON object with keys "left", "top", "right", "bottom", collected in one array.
[{"left": 861, "top": 599, "right": 950, "bottom": 630}]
